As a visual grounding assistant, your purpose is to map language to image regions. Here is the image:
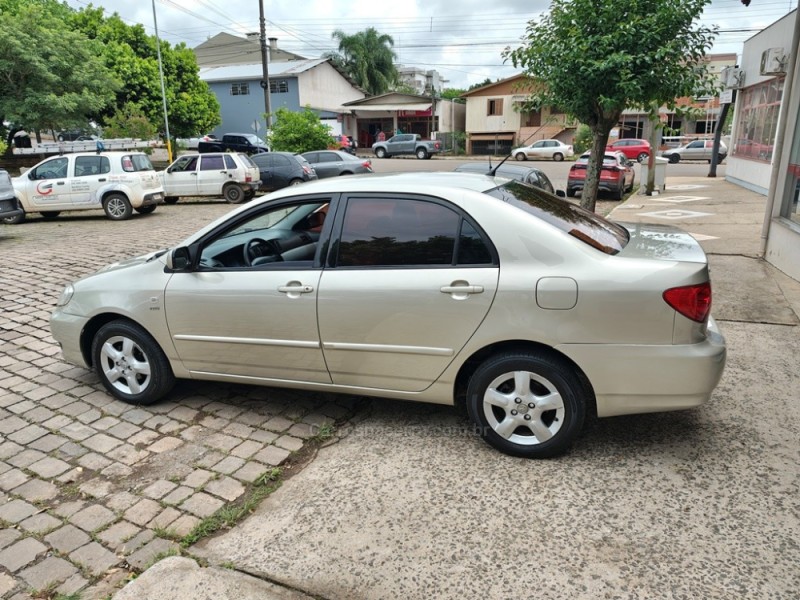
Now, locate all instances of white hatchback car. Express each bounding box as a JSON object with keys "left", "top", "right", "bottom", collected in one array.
[
  {"left": 5, "top": 152, "right": 164, "bottom": 223},
  {"left": 160, "top": 152, "right": 261, "bottom": 204},
  {"left": 512, "top": 139, "right": 574, "bottom": 162},
  {"left": 51, "top": 173, "right": 727, "bottom": 458}
]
